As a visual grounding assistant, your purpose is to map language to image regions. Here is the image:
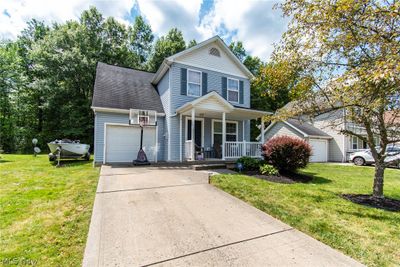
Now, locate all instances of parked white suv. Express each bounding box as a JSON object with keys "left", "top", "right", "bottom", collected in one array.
[{"left": 349, "top": 145, "right": 400, "bottom": 168}]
